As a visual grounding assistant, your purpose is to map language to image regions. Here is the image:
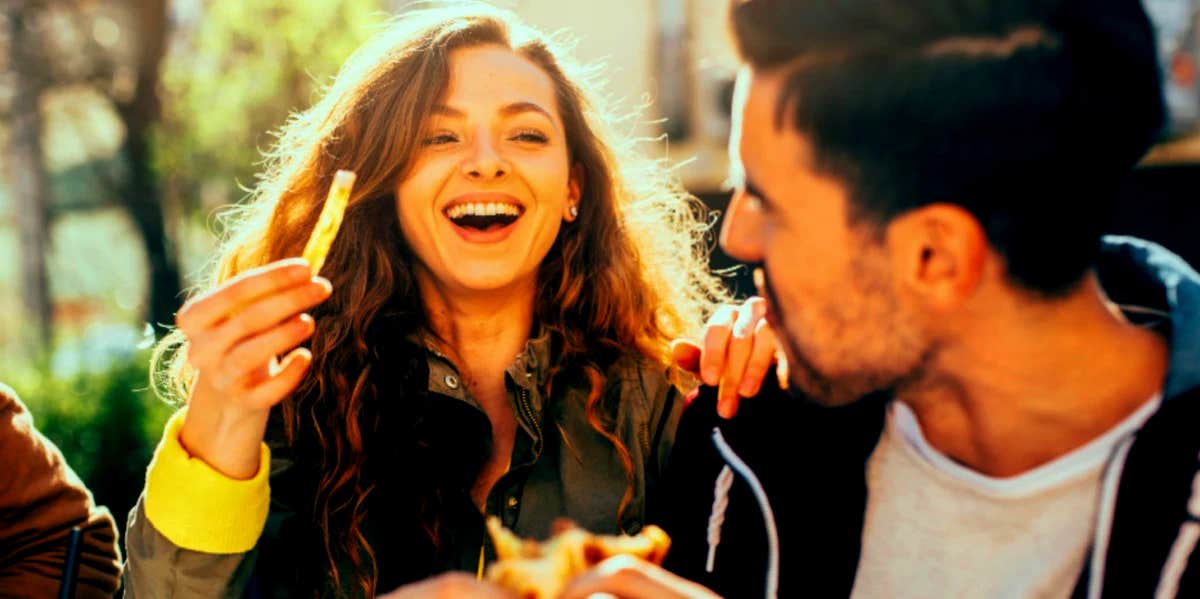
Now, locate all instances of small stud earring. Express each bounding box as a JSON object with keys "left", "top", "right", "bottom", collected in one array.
[{"left": 568, "top": 205, "right": 579, "bottom": 219}]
